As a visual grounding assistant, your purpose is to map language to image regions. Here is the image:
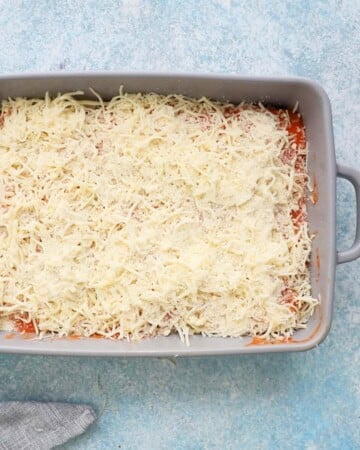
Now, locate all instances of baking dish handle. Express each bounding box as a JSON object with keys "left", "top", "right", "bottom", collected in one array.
[{"left": 337, "top": 164, "right": 360, "bottom": 264}]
